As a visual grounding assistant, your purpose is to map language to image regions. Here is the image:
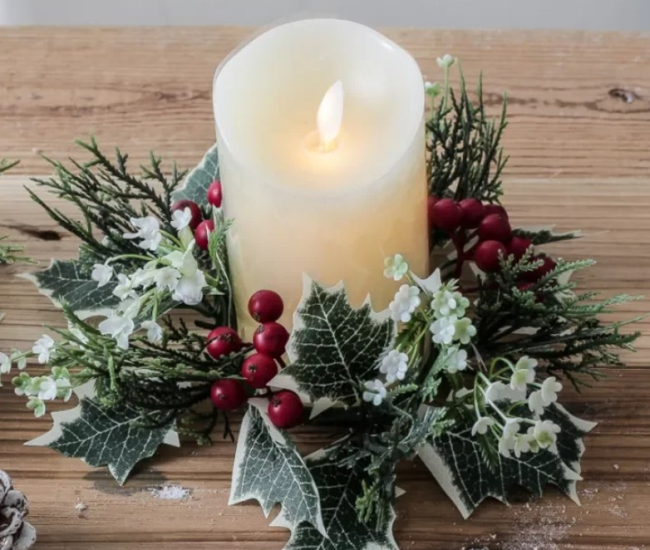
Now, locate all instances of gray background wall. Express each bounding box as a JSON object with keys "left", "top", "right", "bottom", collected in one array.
[{"left": 1, "top": 0, "right": 650, "bottom": 30}]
